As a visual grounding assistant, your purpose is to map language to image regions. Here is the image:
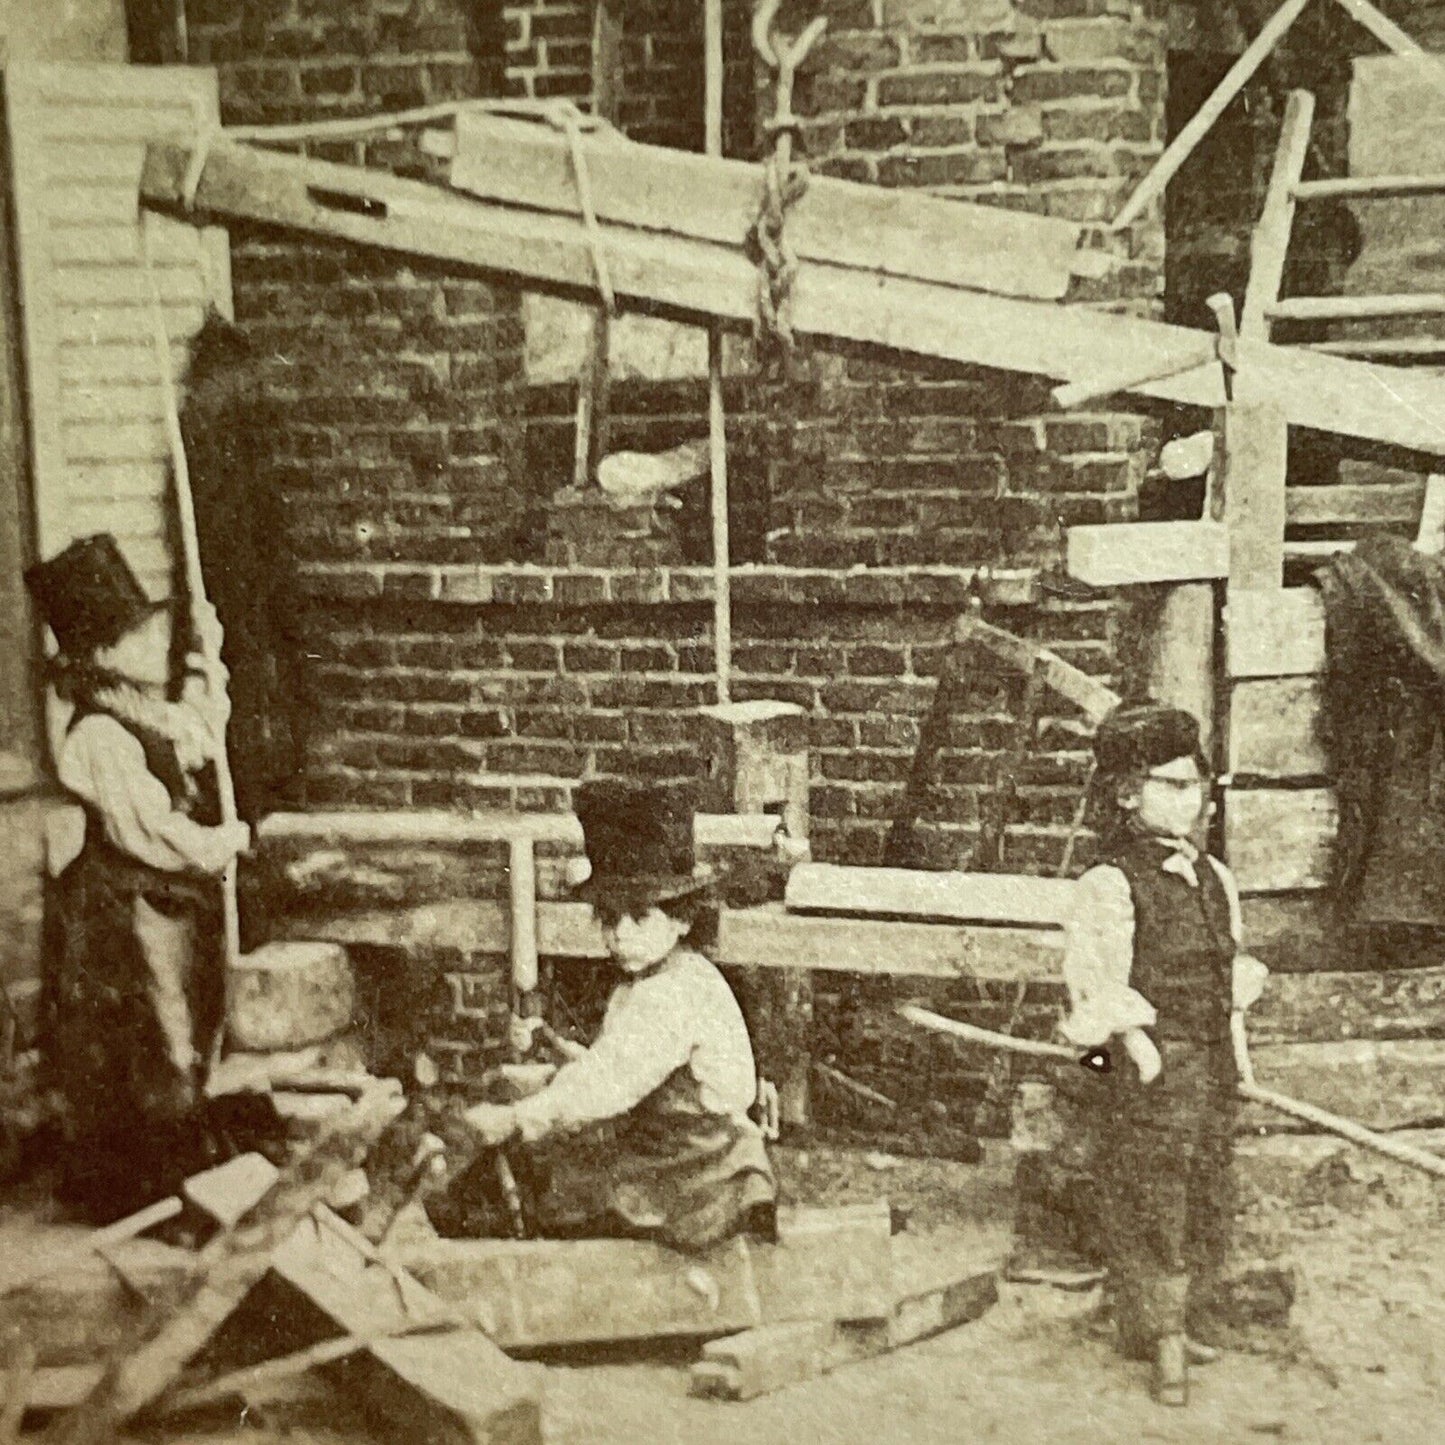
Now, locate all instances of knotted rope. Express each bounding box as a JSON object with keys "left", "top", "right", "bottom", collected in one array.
[{"left": 748, "top": 2, "right": 827, "bottom": 376}]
